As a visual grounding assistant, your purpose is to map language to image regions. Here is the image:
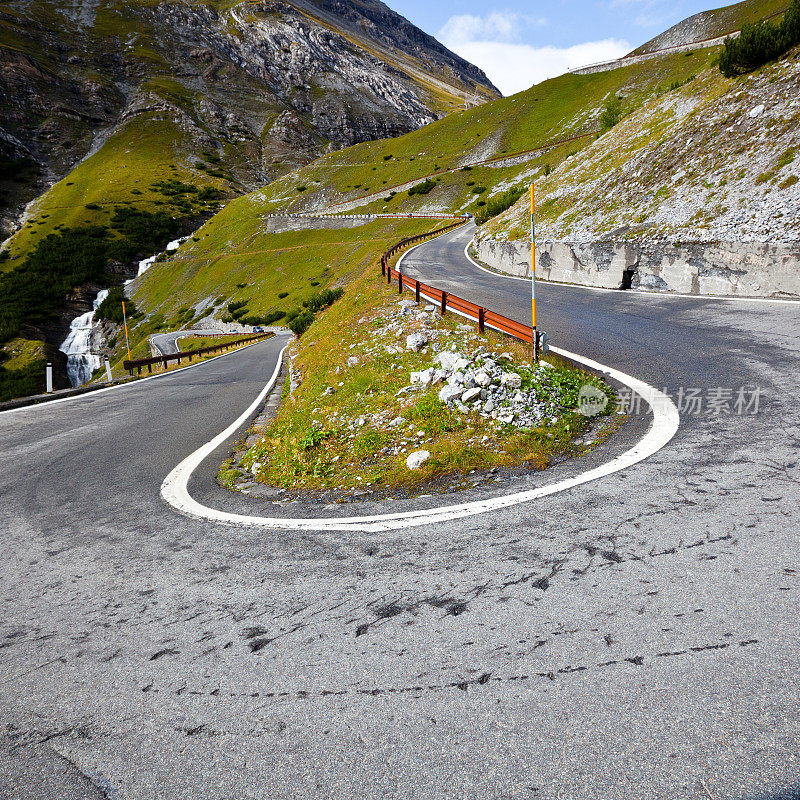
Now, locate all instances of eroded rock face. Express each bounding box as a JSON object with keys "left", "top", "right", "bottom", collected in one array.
[{"left": 0, "top": 0, "right": 499, "bottom": 233}]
